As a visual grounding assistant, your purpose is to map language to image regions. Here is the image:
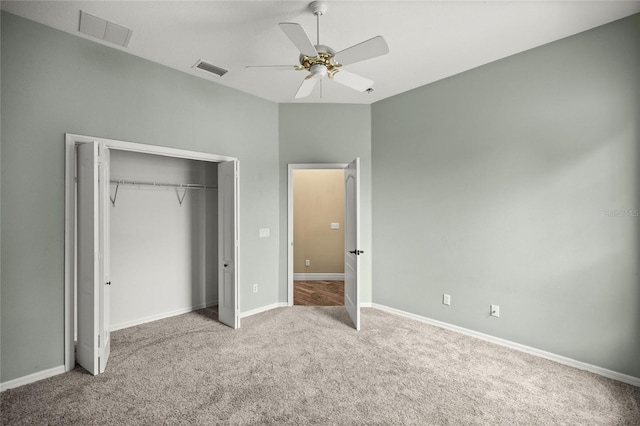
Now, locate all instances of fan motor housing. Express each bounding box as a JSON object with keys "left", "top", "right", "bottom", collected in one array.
[{"left": 299, "top": 45, "right": 341, "bottom": 78}]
